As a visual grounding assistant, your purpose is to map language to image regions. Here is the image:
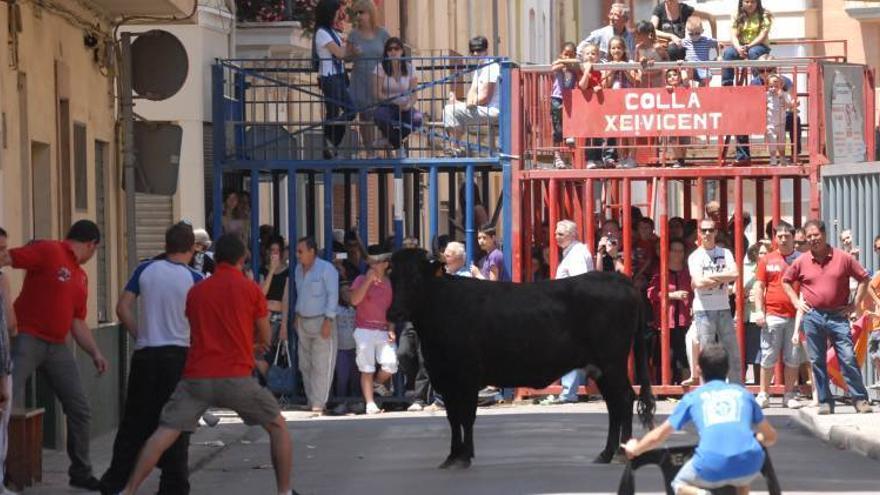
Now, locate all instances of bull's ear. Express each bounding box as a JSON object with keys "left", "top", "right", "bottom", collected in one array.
[{"left": 428, "top": 258, "right": 445, "bottom": 278}]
